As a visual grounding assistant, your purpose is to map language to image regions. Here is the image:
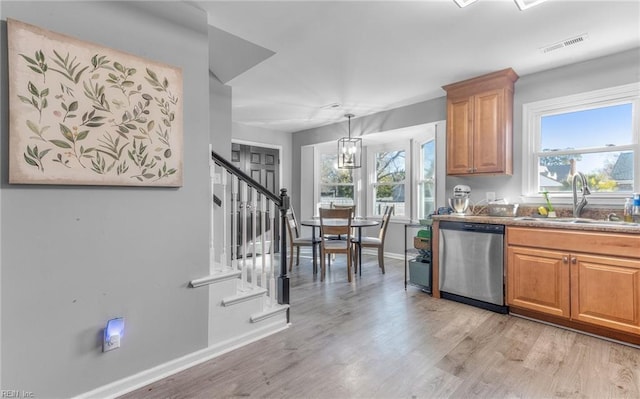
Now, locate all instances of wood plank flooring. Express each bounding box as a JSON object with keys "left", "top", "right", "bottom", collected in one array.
[{"left": 120, "top": 251, "right": 640, "bottom": 399}]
